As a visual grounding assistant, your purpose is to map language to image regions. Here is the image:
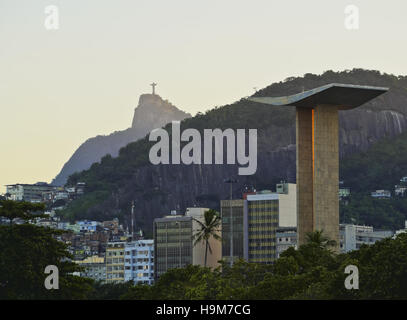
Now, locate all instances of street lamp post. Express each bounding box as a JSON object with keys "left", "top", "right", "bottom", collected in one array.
[
  {"left": 175, "top": 221, "right": 181, "bottom": 268},
  {"left": 224, "top": 178, "right": 238, "bottom": 266}
]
